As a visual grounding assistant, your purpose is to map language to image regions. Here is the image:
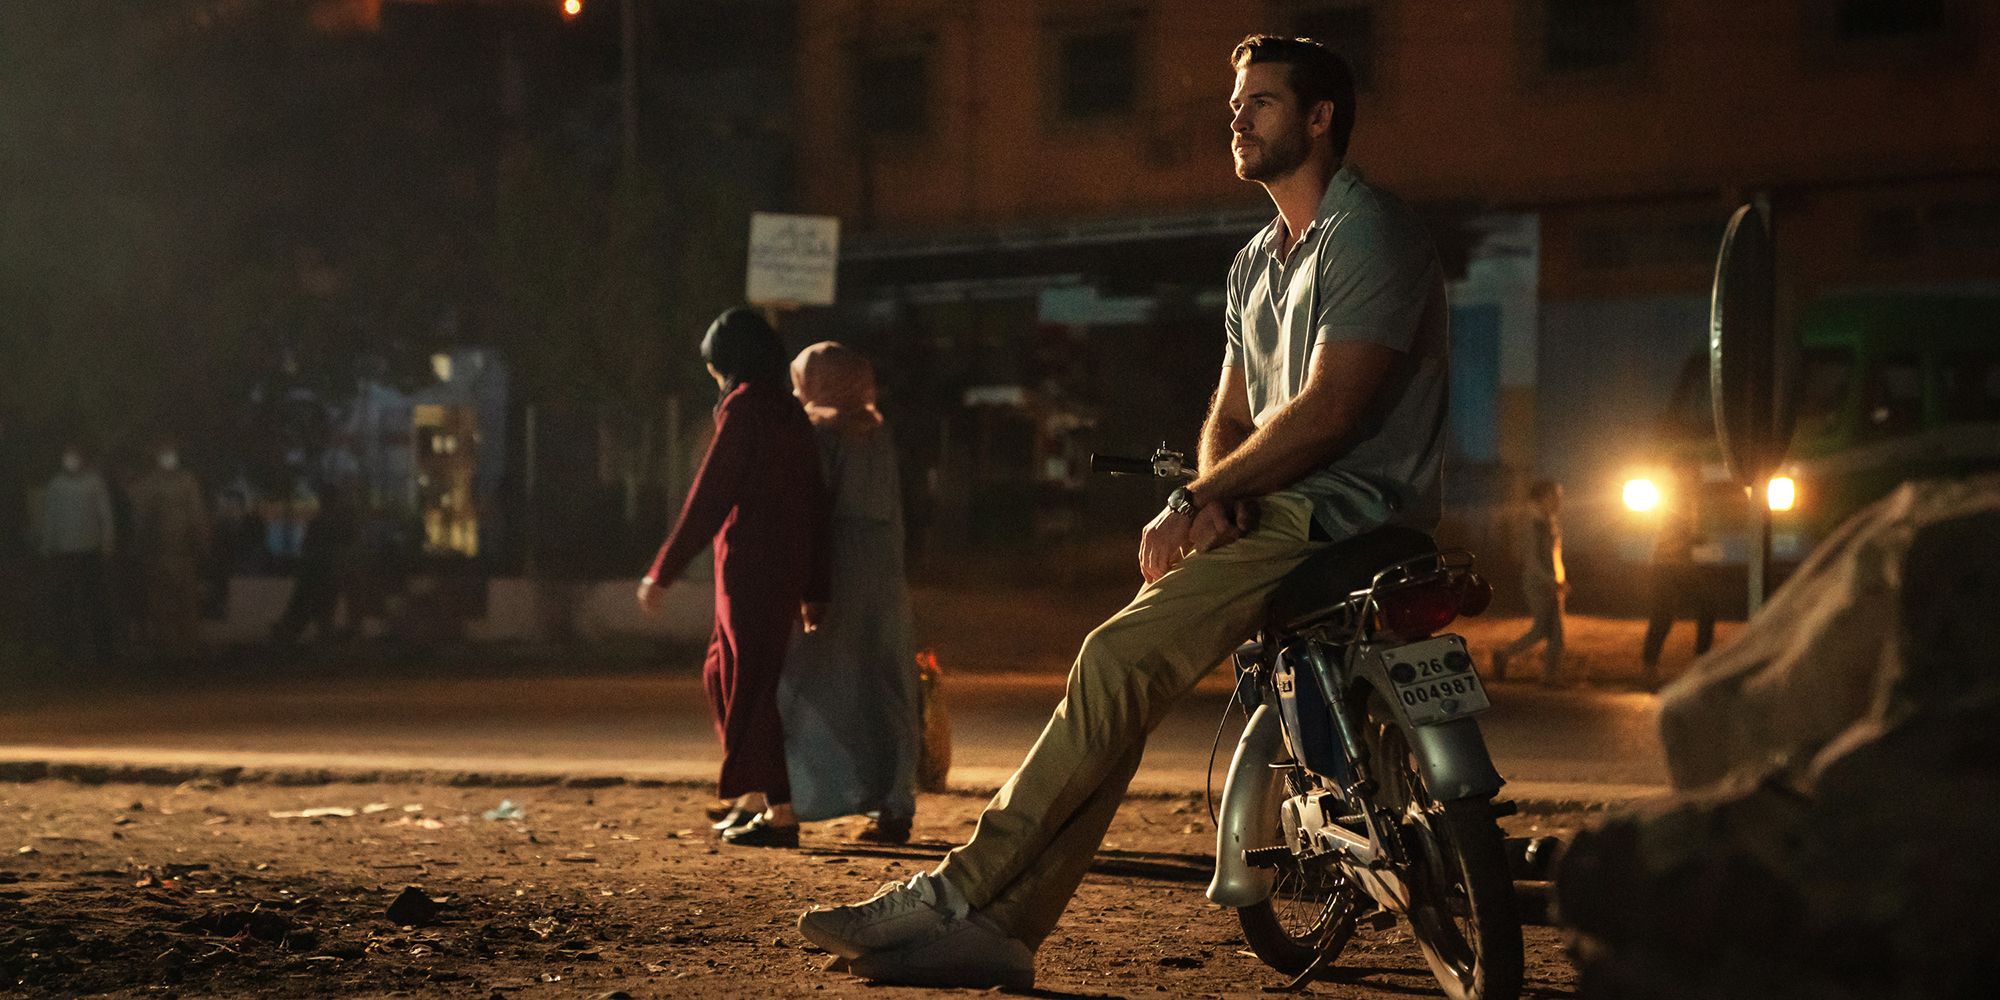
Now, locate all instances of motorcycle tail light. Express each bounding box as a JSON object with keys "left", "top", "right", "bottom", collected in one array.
[
  {"left": 1455, "top": 572, "right": 1493, "bottom": 617},
  {"left": 1375, "top": 581, "right": 1460, "bottom": 639}
]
